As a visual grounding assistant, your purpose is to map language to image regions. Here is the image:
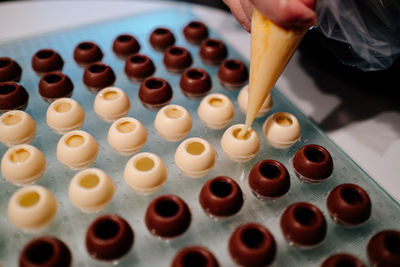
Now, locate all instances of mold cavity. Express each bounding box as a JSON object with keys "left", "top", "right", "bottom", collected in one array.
[
  {"left": 275, "top": 115, "right": 293, "bottom": 126},
  {"left": 182, "top": 251, "right": 207, "bottom": 267},
  {"left": 155, "top": 199, "right": 179, "bottom": 218},
  {"left": 66, "top": 135, "right": 84, "bottom": 148},
  {"left": 78, "top": 42, "right": 94, "bottom": 50},
  {"left": 80, "top": 173, "right": 100, "bottom": 189},
  {"left": 340, "top": 187, "right": 363, "bottom": 205},
  {"left": 154, "top": 28, "right": 168, "bottom": 35},
  {"left": 94, "top": 219, "right": 120, "bottom": 240},
  {"left": 186, "top": 142, "right": 205, "bottom": 155},
  {"left": 130, "top": 55, "right": 146, "bottom": 64},
  {"left": 232, "top": 128, "right": 250, "bottom": 140},
  {"left": 241, "top": 228, "right": 265, "bottom": 249},
  {"left": 293, "top": 206, "right": 317, "bottom": 226},
  {"left": 188, "top": 22, "right": 202, "bottom": 29},
  {"left": 88, "top": 64, "right": 106, "bottom": 74},
  {"left": 2, "top": 113, "right": 22, "bottom": 126},
  {"left": 10, "top": 148, "right": 30, "bottom": 163},
  {"left": 25, "top": 240, "right": 54, "bottom": 264},
  {"left": 187, "top": 70, "right": 204, "bottom": 79},
  {"left": 209, "top": 97, "right": 224, "bottom": 107},
  {"left": 135, "top": 157, "right": 155, "bottom": 171},
  {"left": 103, "top": 91, "right": 119, "bottom": 100},
  {"left": 37, "top": 50, "right": 54, "bottom": 59},
  {"left": 260, "top": 163, "right": 281, "bottom": 179},
  {"left": 384, "top": 234, "right": 400, "bottom": 255},
  {"left": 44, "top": 74, "right": 62, "bottom": 84},
  {"left": 225, "top": 60, "right": 240, "bottom": 70},
  {"left": 19, "top": 191, "right": 40, "bottom": 207},
  {"left": 210, "top": 180, "right": 232, "bottom": 198},
  {"left": 145, "top": 79, "right": 163, "bottom": 90},
  {"left": 54, "top": 102, "right": 72, "bottom": 113},
  {"left": 205, "top": 40, "right": 220, "bottom": 47},
  {"left": 305, "top": 148, "right": 325, "bottom": 163},
  {"left": 165, "top": 108, "right": 183, "bottom": 119},
  {"left": 0, "top": 59, "right": 11, "bottom": 68},
  {"left": 117, "top": 35, "right": 133, "bottom": 42},
  {"left": 117, "top": 121, "right": 136, "bottom": 133},
  {"left": 169, "top": 47, "right": 184, "bottom": 56},
  {"left": 0, "top": 84, "right": 17, "bottom": 95},
  {"left": 335, "top": 259, "right": 357, "bottom": 267}
]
